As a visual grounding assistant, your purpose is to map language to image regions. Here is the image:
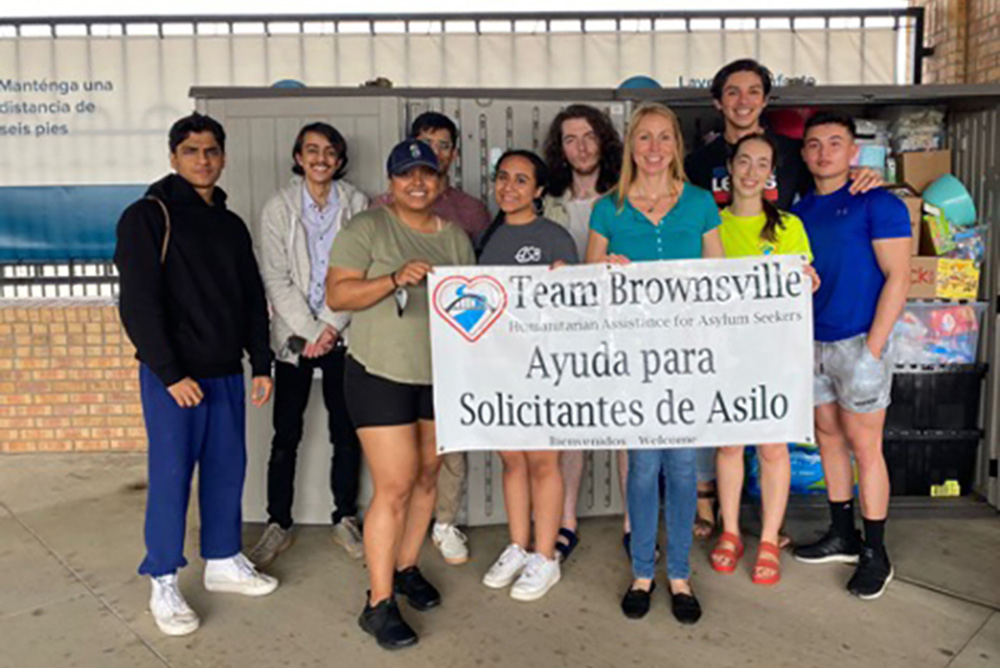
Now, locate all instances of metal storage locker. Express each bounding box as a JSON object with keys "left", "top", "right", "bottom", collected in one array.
[{"left": 193, "top": 84, "right": 1000, "bottom": 525}]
